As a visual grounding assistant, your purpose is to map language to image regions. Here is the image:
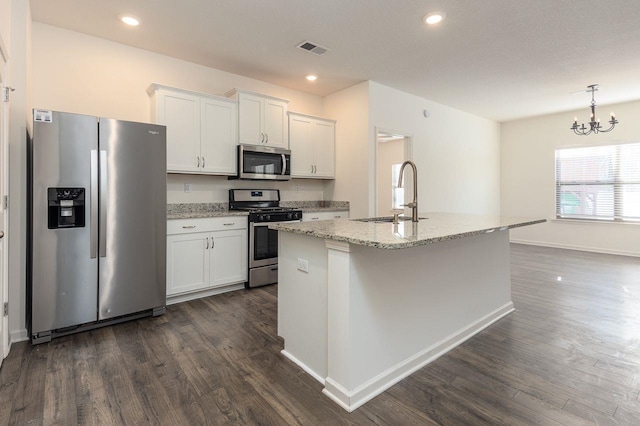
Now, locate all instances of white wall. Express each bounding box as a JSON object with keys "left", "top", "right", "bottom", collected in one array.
[
  {"left": 31, "top": 24, "right": 323, "bottom": 122},
  {"left": 0, "top": 0, "right": 9, "bottom": 52},
  {"left": 369, "top": 82, "right": 501, "bottom": 216},
  {"left": 502, "top": 99, "right": 640, "bottom": 257},
  {"left": 323, "top": 82, "right": 371, "bottom": 217}
]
